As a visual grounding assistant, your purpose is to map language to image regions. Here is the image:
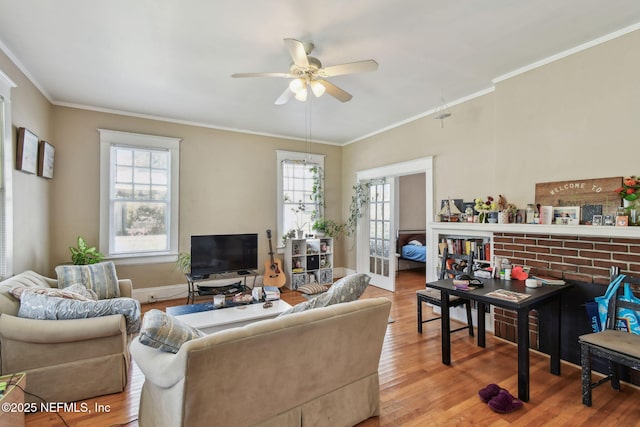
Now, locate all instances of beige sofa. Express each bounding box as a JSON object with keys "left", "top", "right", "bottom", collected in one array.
[
  {"left": 130, "top": 297, "right": 392, "bottom": 427},
  {"left": 0, "top": 270, "right": 132, "bottom": 403}
]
